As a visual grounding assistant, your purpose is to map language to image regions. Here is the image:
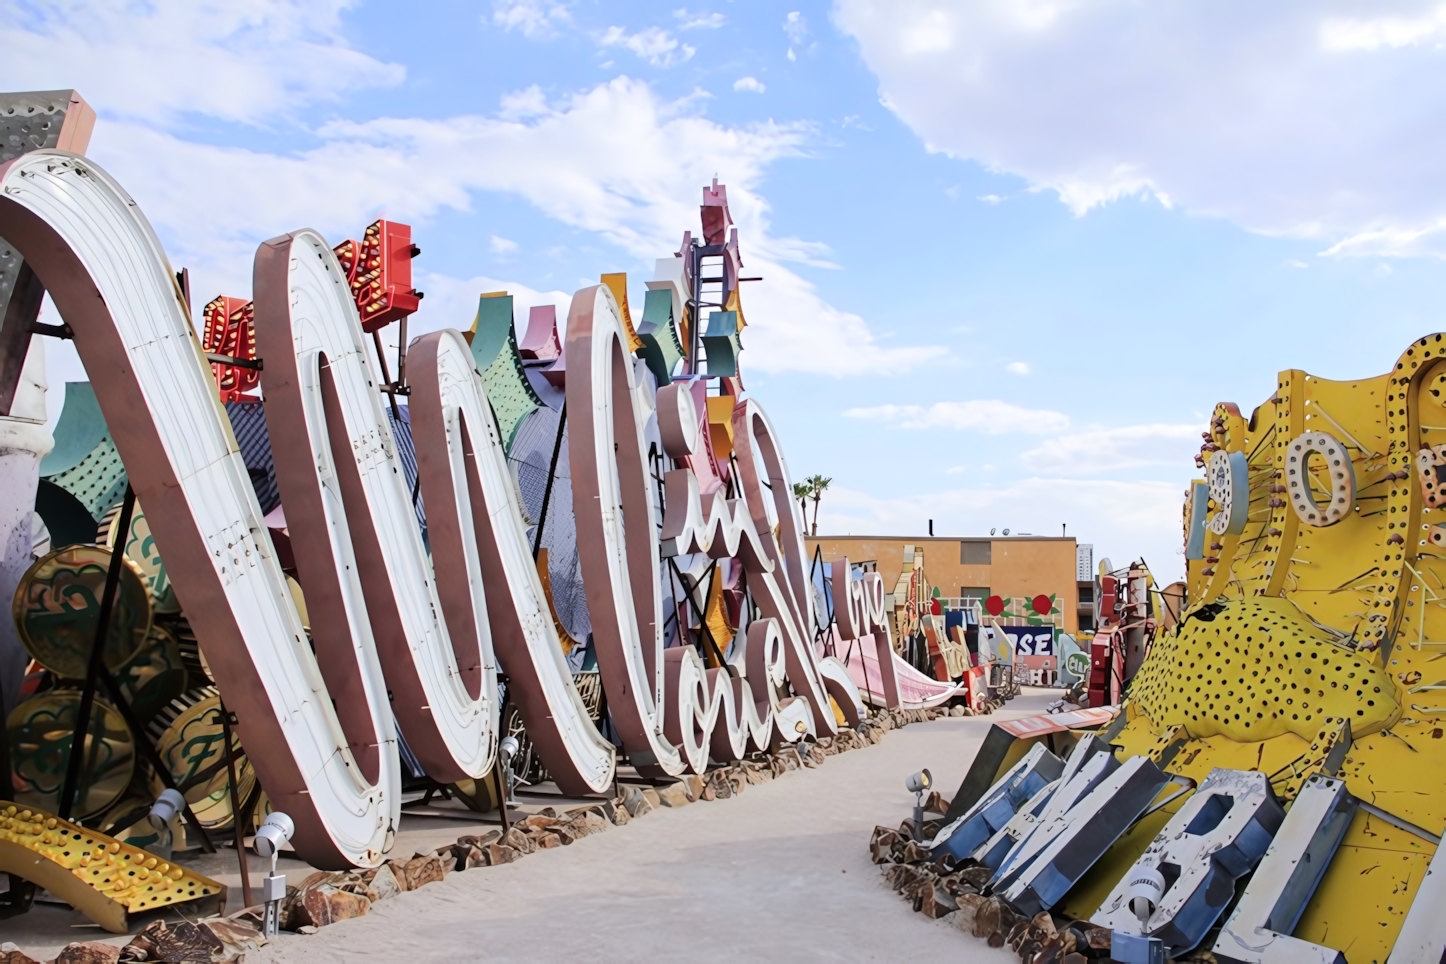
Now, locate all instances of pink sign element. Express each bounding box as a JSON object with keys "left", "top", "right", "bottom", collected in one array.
[
  {"left": 518, "top": 304, "right": 560, "bottom": 361},
  {"left": 827, "top": 627, "right": 961, "bottom": 710},
  {"left": 995, "top": 706, "right": 1118, "bottom": 739},
  {"left": 827, "top": 556, "right": 963, "bottom": 710}
]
